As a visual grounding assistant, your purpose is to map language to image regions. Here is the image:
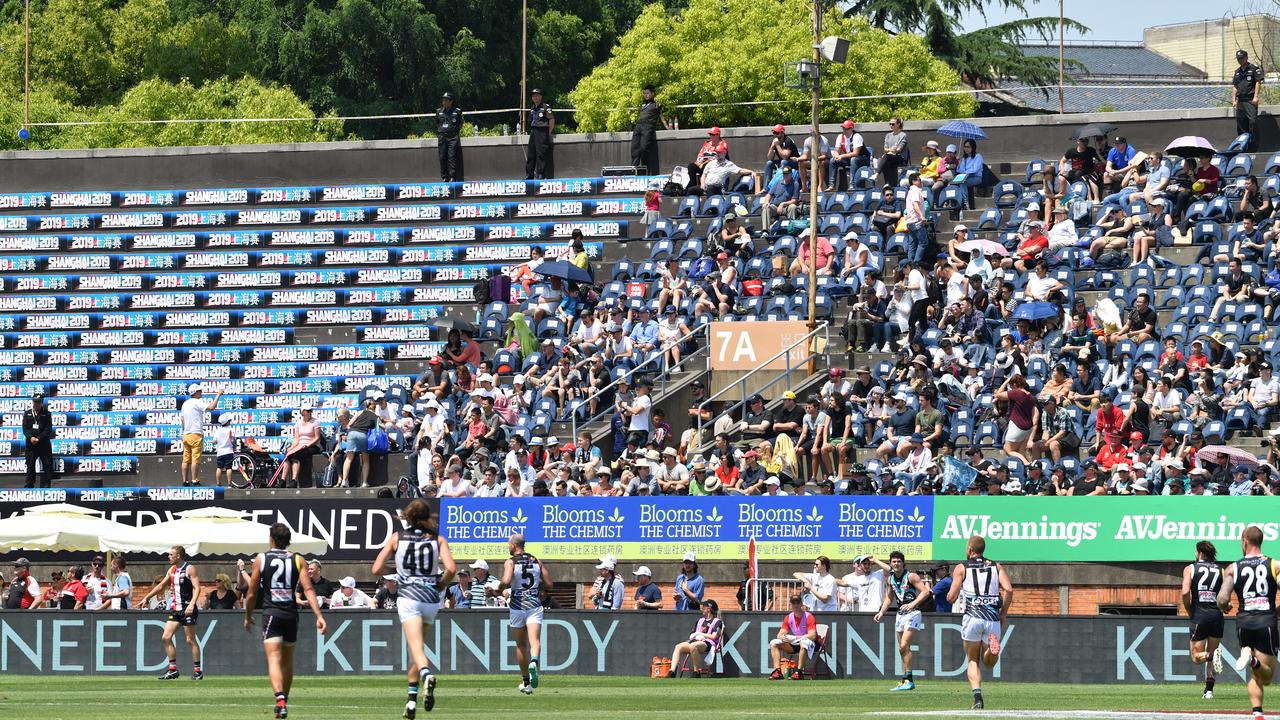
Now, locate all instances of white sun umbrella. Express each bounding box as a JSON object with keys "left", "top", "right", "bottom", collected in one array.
[
  {"left": 0, "top": 503, "right": 137, "bottom": 552},
  {"left": 99, "top": 506, "right": 329, "bottom": 556}
]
